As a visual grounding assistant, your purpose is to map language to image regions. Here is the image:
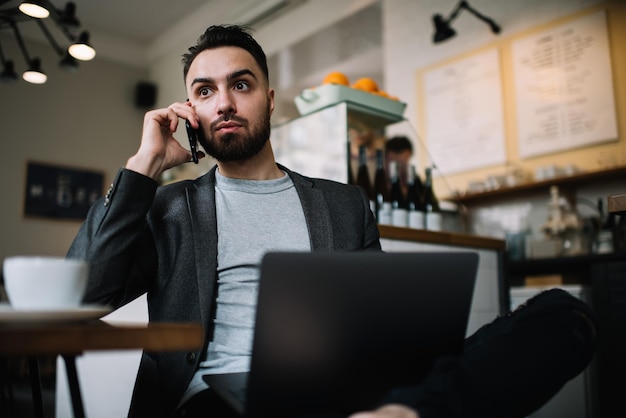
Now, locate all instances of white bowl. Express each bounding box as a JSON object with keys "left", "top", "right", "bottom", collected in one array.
[{"left": 3, "top": 256, "right": 88, "bottom": 310}]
